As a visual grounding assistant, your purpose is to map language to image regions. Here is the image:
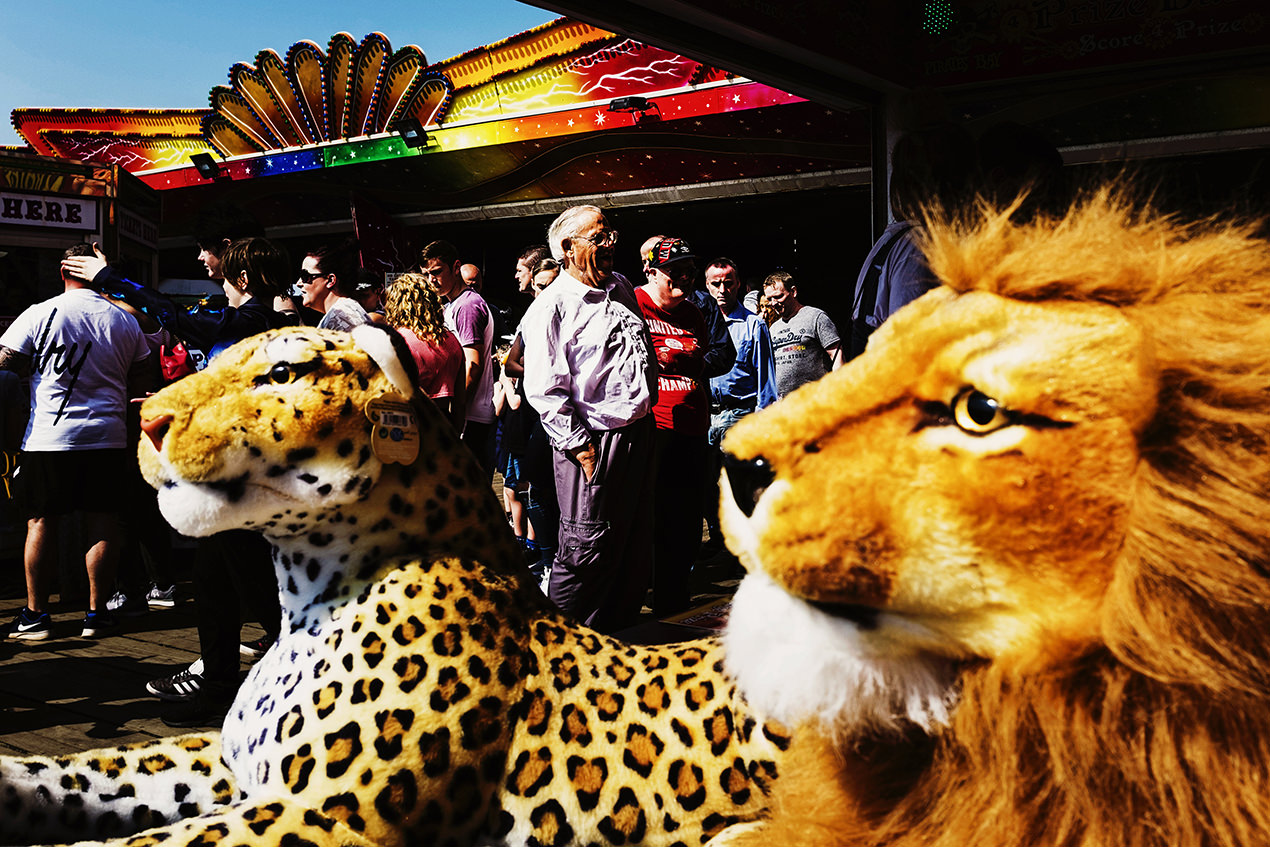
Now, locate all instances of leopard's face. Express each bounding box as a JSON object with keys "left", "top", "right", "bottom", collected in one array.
[{"left": 139, "top": 327, "right": 429, "bottom": 540}]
